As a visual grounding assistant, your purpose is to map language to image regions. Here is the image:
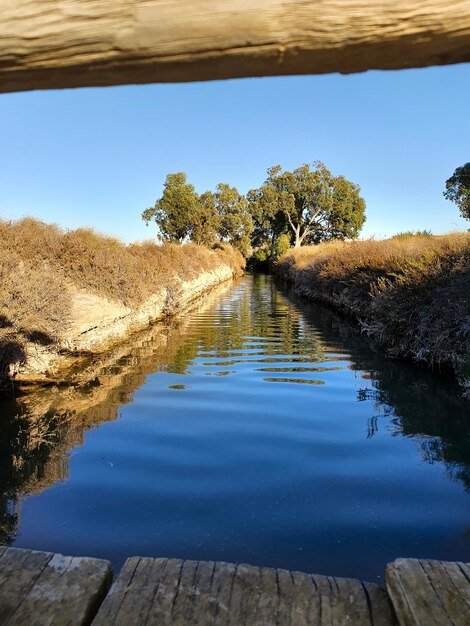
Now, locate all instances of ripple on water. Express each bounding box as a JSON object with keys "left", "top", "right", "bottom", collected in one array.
[{"left": 263, "top": 377, "right": 326, "bottom": 385}]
